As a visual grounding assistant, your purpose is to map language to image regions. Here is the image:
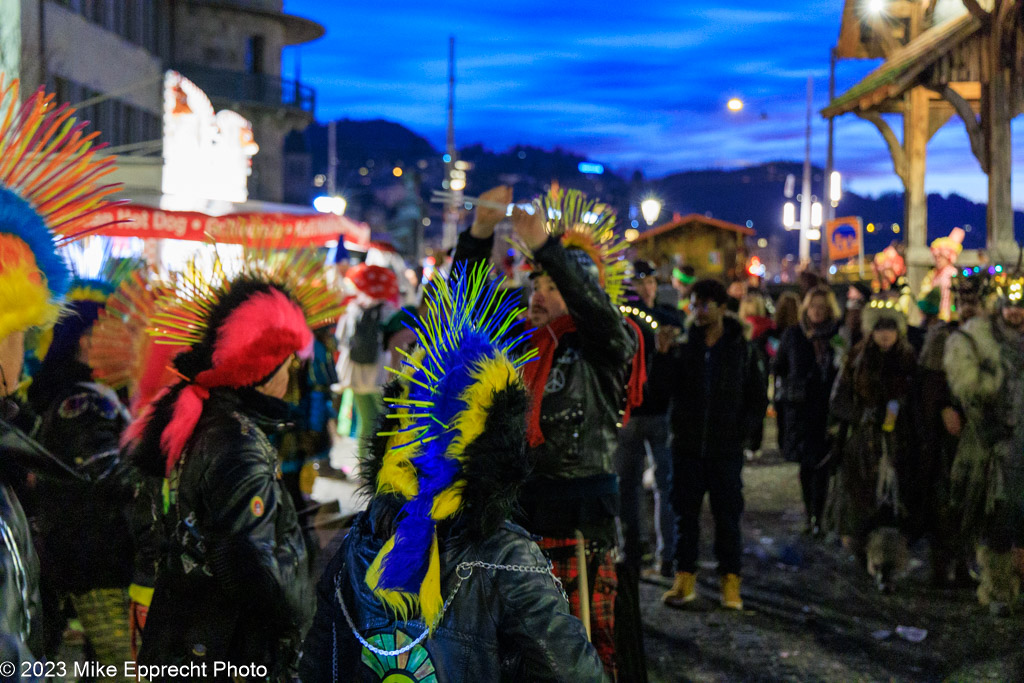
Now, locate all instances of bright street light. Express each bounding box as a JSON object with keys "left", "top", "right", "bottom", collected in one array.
[
  {"left": 640, "top": 198, "right": 662, "bottom": 226},
  {"left": 829, "top": 171, "right": 842, "bottom": 205},
  {"left": 727, "top": 98, "right": 744, "bottom": 112},
  {"left": 313, "top": 195, "right": 347, "bottom": 216},
  {"left": 868, "top": 0, "right": 885, "bottom": 14},
  {"left": 811, "top": 201, "right": 823, "bottom": 228},
  {"left": 783, "top": 201, "right": 796, "bottom": 229}
]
